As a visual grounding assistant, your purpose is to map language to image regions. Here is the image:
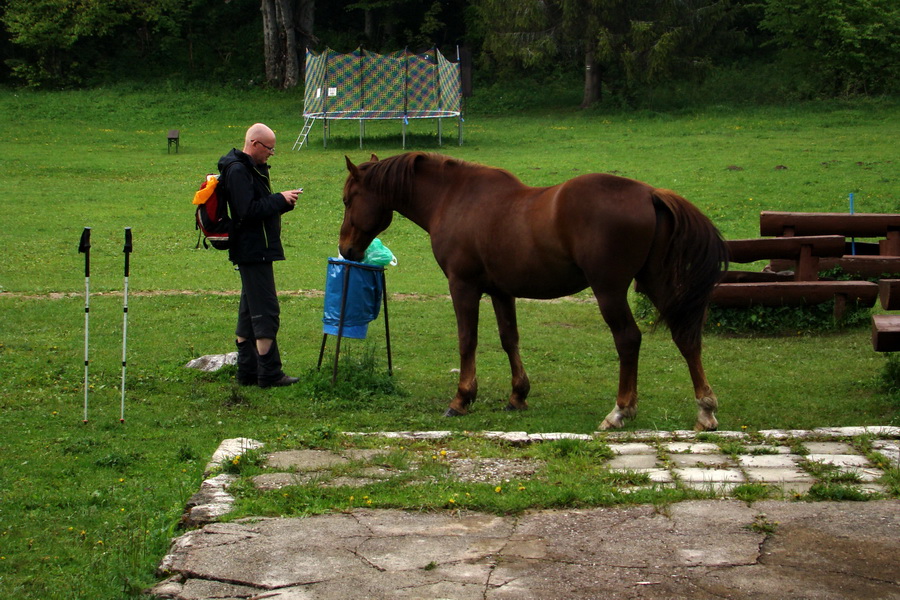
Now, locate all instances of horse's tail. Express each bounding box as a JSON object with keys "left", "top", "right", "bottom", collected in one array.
[{"left": 647, "top": 189, "right": 729, "bottom": 349}]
